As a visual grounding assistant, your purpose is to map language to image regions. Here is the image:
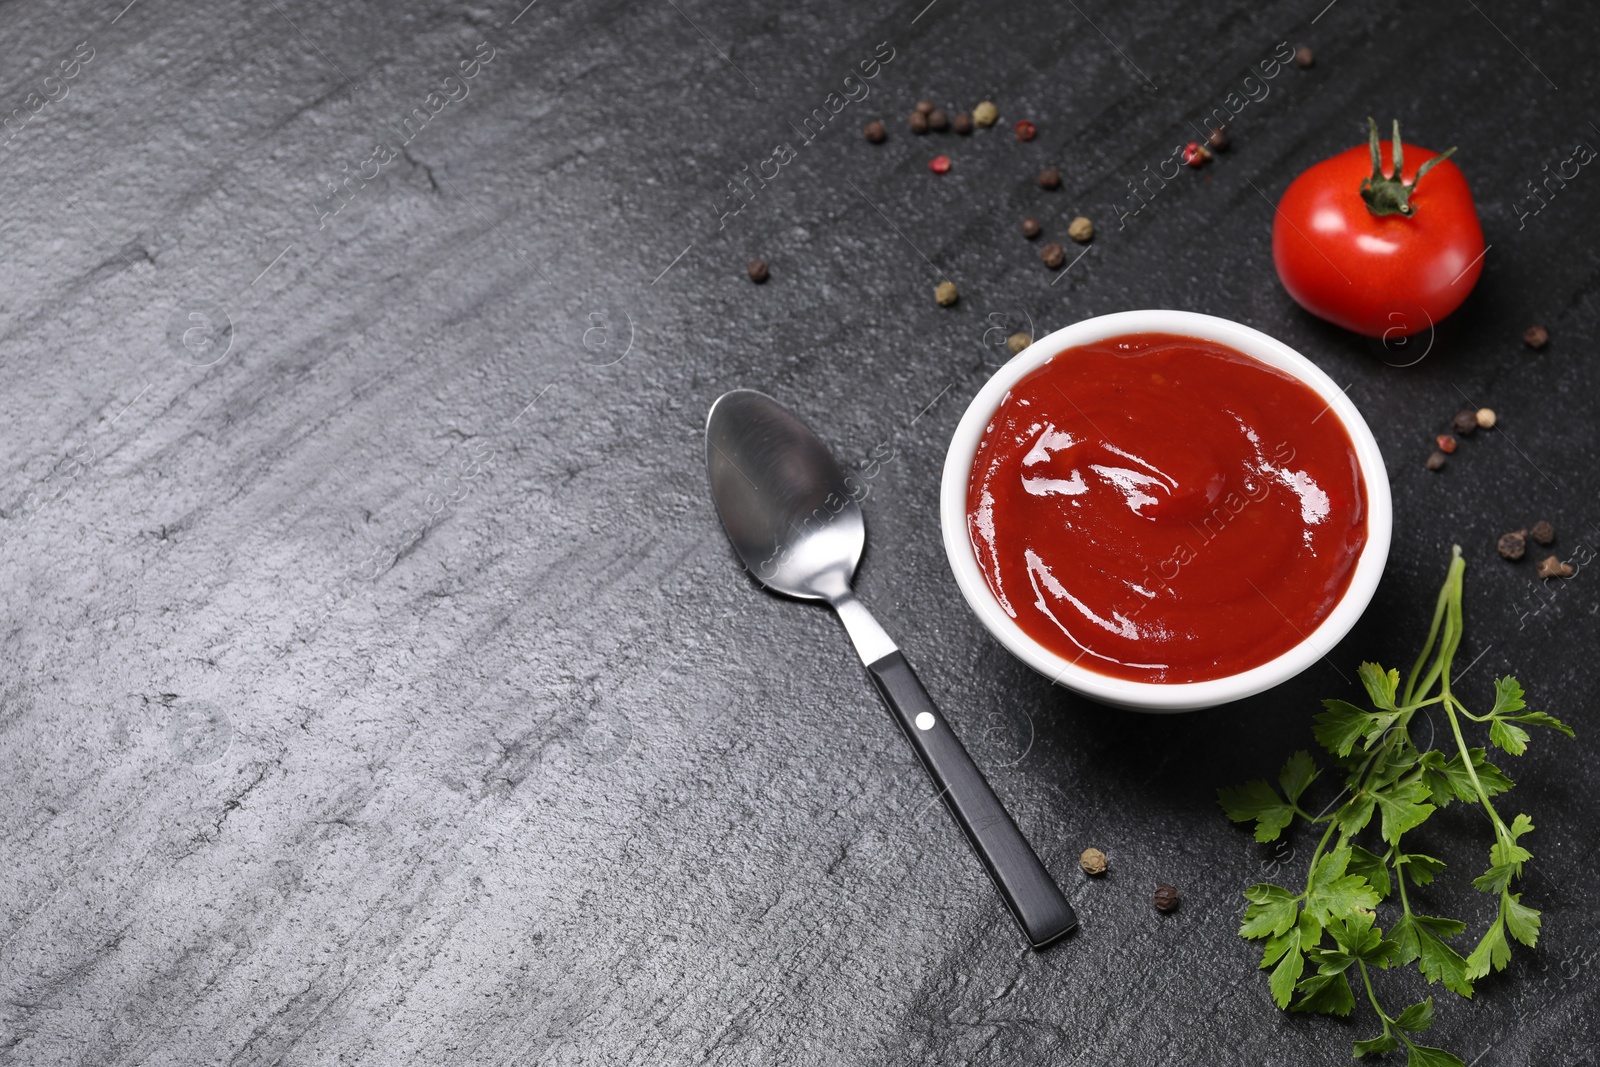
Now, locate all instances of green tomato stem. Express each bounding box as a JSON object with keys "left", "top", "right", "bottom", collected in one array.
[{"left": 1359, "top": 116, "right": 1460, "bottom": 218}]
